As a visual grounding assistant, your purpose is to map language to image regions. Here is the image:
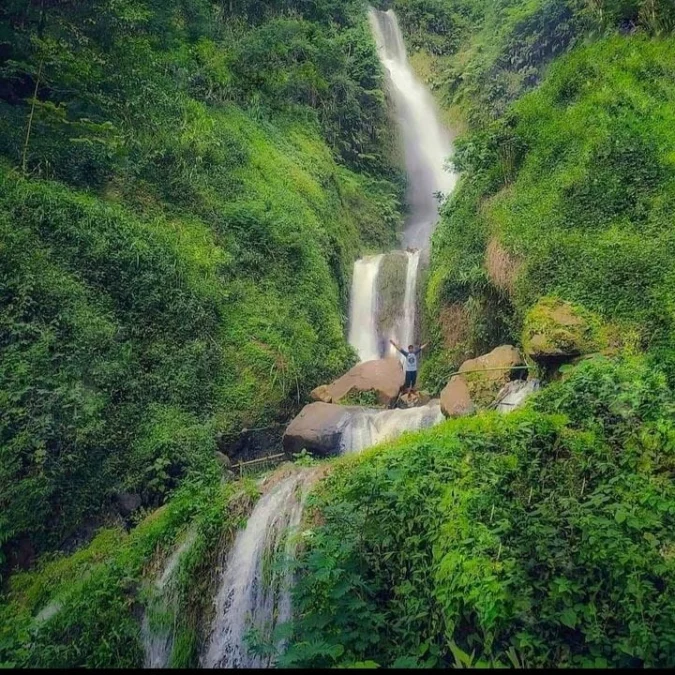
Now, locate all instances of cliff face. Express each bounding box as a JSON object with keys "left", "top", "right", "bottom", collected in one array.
[{"left": 0, "top": 0, "right": 404, "bottom": 567}]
